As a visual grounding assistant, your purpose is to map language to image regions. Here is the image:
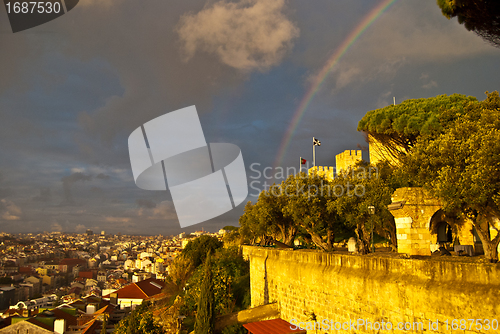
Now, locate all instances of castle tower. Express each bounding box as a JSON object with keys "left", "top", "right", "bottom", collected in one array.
[{"left": 335, "top": 150, "right": 362, "bottom": 174}]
